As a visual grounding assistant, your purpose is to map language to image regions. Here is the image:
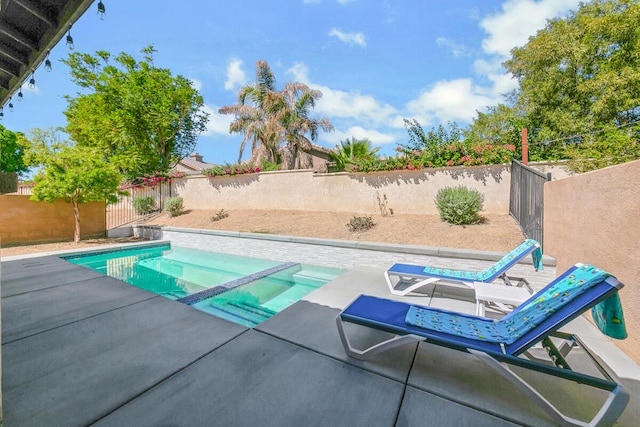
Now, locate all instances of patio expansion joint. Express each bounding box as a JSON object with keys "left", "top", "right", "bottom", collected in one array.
[
  {"left": 88, "top": 328, "right": 253, "bottom": 426},
  {"left": 0, "top": 273, "right": 110, "bottom": 299},
  {"left": 1, "top": 294, "right": 162, "bottom": 346},
  {"left": 253, "top": 327, "right": 414, "bottom": 386}
]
